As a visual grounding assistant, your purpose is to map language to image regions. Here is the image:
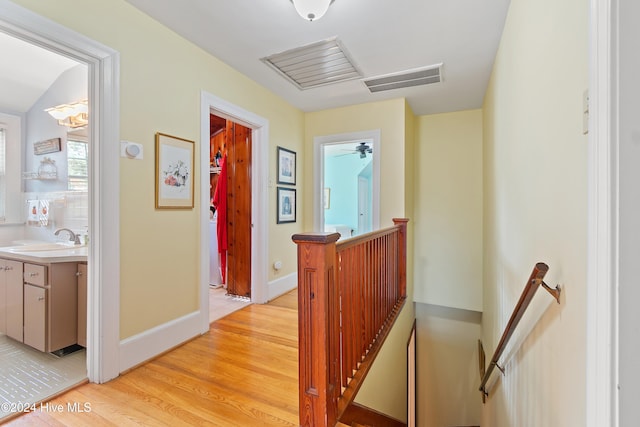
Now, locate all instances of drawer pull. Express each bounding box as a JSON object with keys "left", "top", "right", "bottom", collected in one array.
[
  {"left": 4, "top": 266, "right": 12, "bottom": 271},
  {"left": 76, "top": 272, "right": 83, "bottom": 277},
  {"left": 29, "top": 272, "right": 39, "bottom": 277},
  {"left": 37, "top": 296, "right": 45, "bottom": 301}
]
